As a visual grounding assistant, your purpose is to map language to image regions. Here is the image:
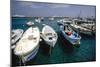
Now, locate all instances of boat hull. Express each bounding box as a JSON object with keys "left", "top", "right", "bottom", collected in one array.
[
  {"left": 60, "top": 25, "right": 81, "bottom": 46},
  {"left": 60, "top": 31, "right": 81, "bottom": 45},
  {"left": 70, "top": 24, "right": 93, "bottom": 36},
  {"left": 41, "top": 25, "right": 58, "bottom": 47},
  {"left": 21, "top": 45, "right": 39, "bottom": 62},
  {"left": 14, "top": 27, "right": 40, "bottom": 62}
]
